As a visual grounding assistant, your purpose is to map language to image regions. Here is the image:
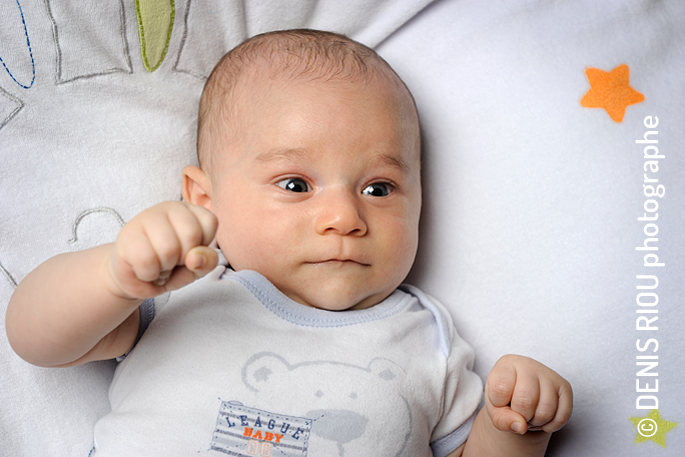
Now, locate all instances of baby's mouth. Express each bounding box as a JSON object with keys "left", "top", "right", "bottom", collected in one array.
[{"left": 307, "top": 259, "right": 370, "bottom": 267}]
